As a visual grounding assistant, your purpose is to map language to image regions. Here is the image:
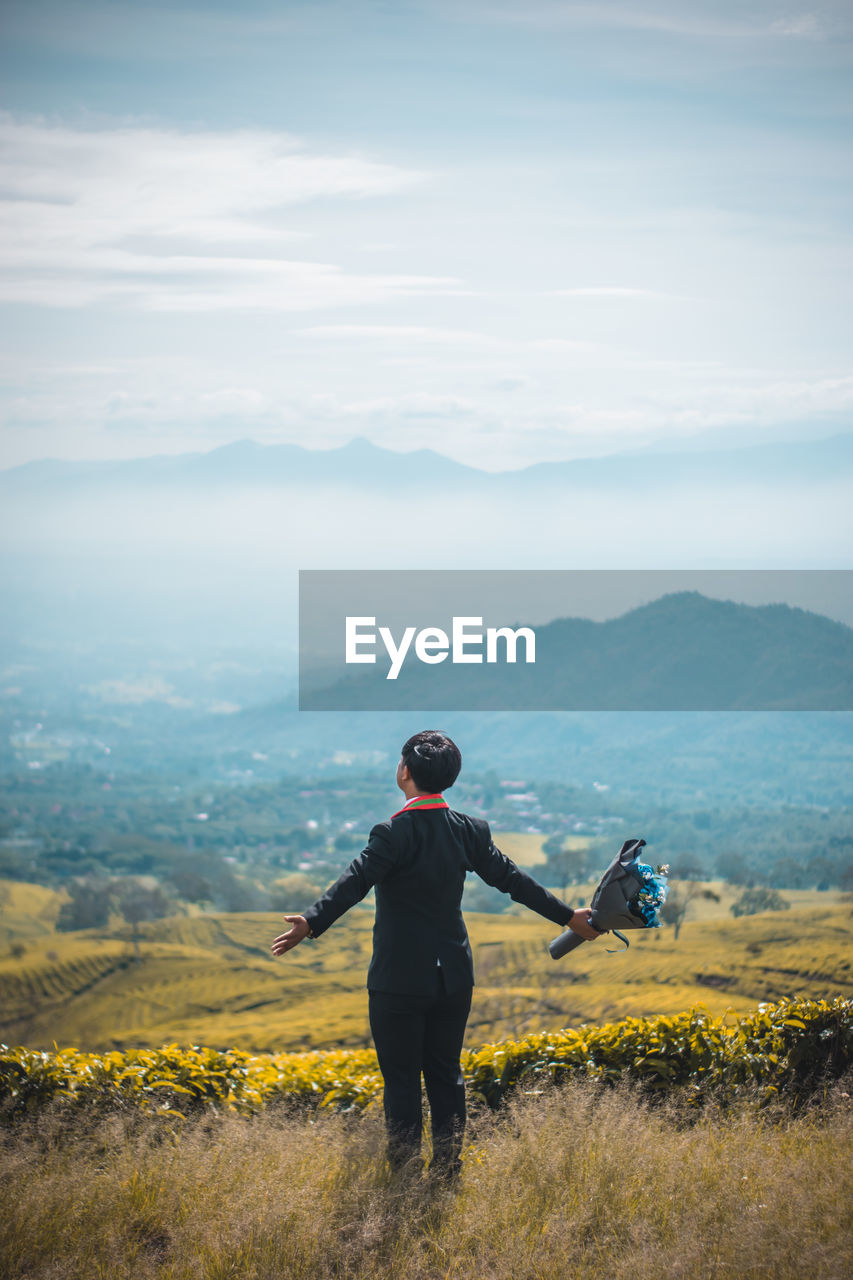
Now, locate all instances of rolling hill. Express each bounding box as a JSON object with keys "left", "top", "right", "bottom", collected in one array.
[{"left": 1, "top": 880, "right": 849, "bottom": 1053}]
